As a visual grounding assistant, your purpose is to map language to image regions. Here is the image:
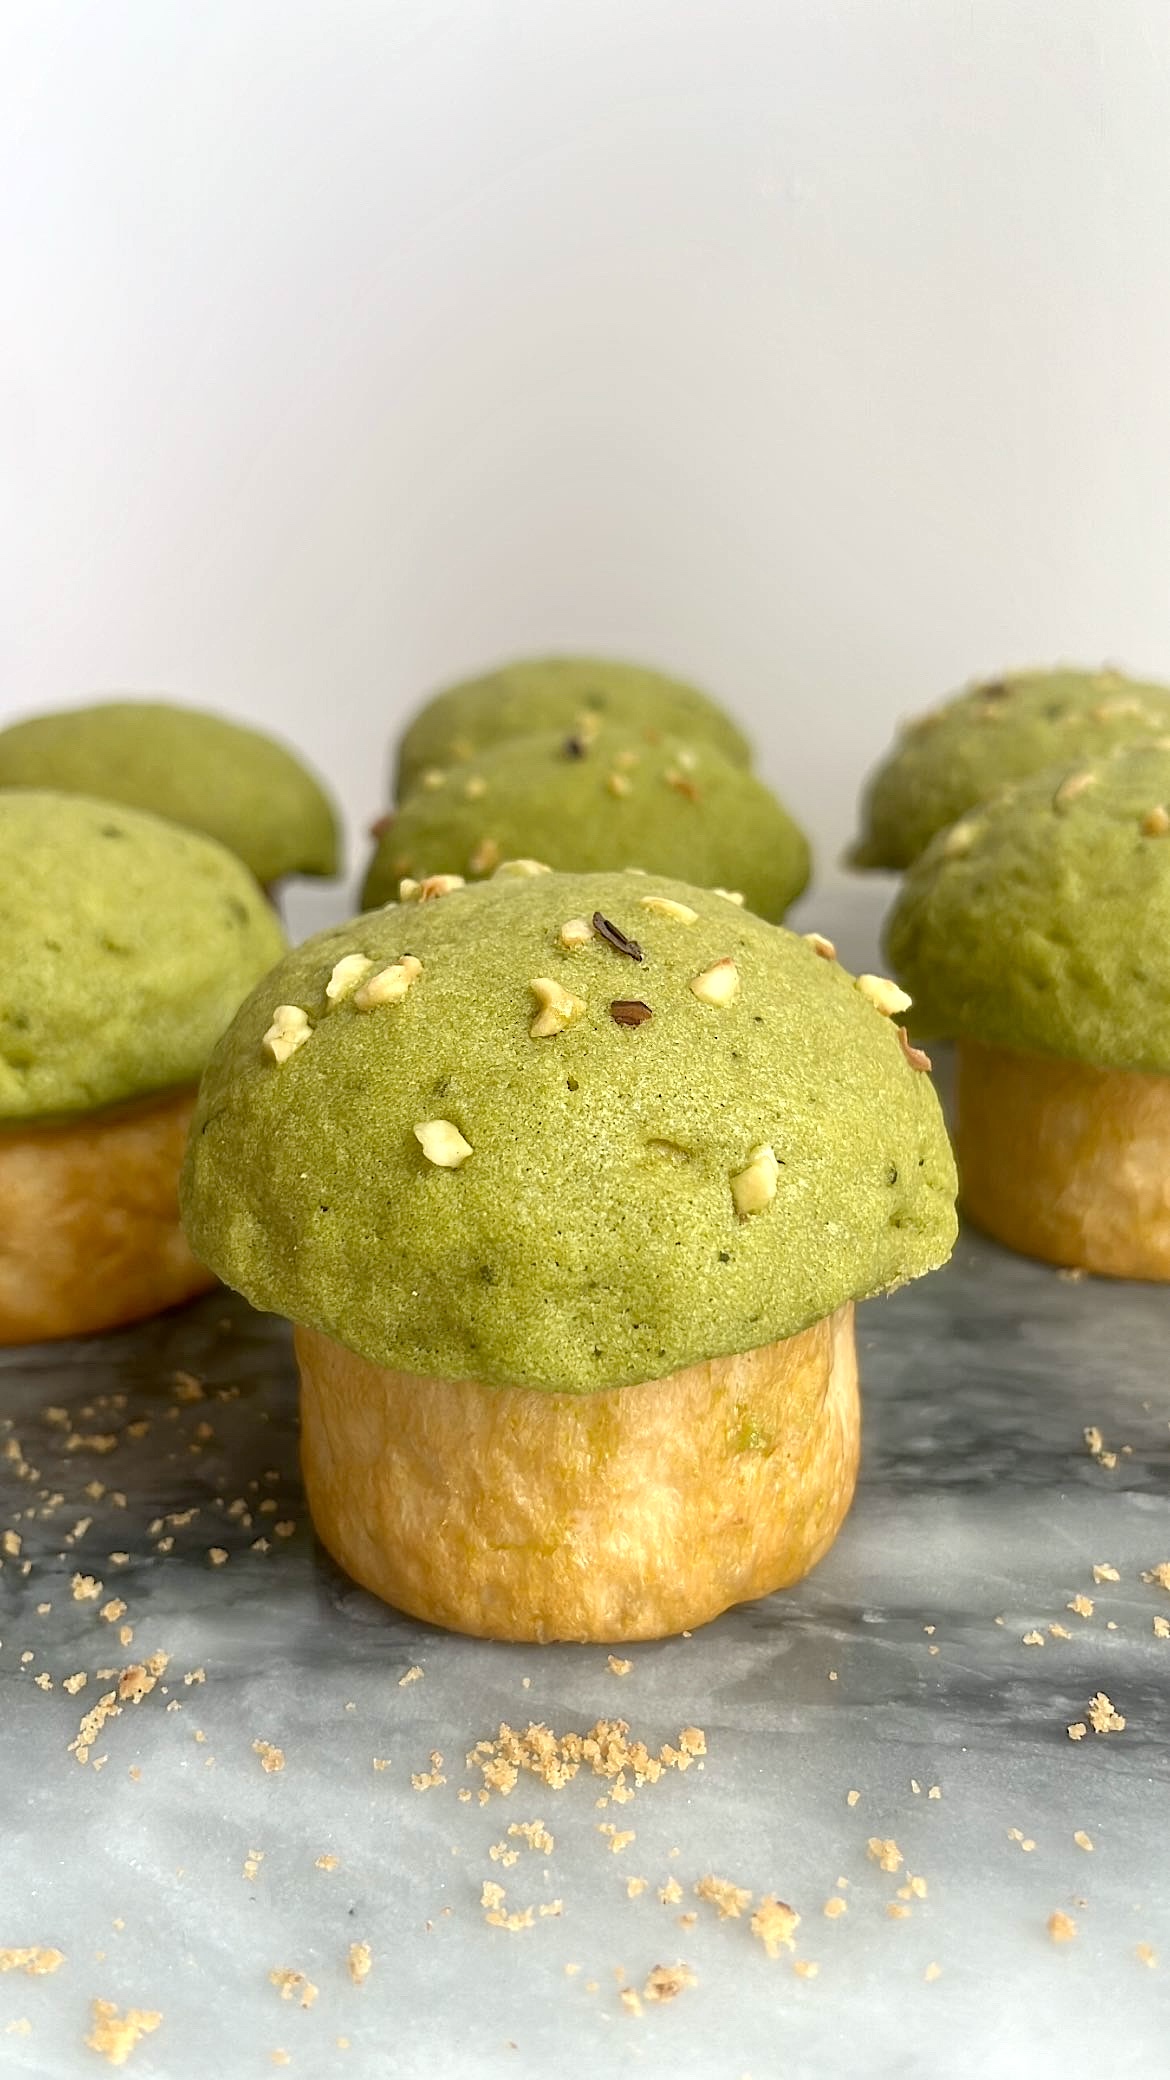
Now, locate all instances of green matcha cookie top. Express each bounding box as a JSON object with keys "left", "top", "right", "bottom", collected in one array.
[
  {"left": 0, "top": 700, "right": 340, "bottom": 884},
  {"left": 395, "top": 656, "right": 752, "bottom": 798},
  {"left": 0, "top": 792, "right": 286, "bottom": 1123},
  {"left": 852, "top": 666, "right": 1170, "bottom": 871},
  {"left": 364, "top": 726, "right": 808, "bottom": 922},
  {"left": 182, "top": 866, "right": 957, "bottom": 1393},
  {"left": 886, "top": 742, "right": 1170, "bottom": 1073}
]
